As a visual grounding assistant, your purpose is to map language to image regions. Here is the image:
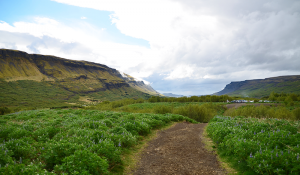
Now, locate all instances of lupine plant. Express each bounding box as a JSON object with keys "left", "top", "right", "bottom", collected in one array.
[
  {"left": 0, "top": 109, "right": 196, "bottom": 174},
  {"left": 207, "top": 115, "right": 300, "bottom": 174}
]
